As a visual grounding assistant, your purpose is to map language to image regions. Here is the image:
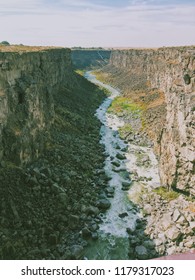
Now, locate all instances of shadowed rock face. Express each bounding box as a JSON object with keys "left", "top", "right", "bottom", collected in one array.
[
  {"left": 102, "top": 46, "right": 195, "bottom": 195},
  {"left": 71, "top": 49, "right": 111, "bottom": 69},
  {"left": 0, "top": 48, "right": 73, "bottom": 165},
  {"left": 0, "top": 48, "right": 107, "bottom": 260}
]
